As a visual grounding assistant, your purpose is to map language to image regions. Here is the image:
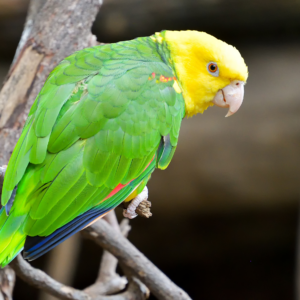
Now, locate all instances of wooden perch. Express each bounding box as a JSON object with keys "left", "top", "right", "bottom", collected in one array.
[
  {"left": 84, "top": 214, "right": 131, "bottom": 297},
  {"left": 82, "top": 220, "right": 191, "bottom": 300},
  {"left": 10, "top": 255, "right": 148, "bottom": 300}
]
